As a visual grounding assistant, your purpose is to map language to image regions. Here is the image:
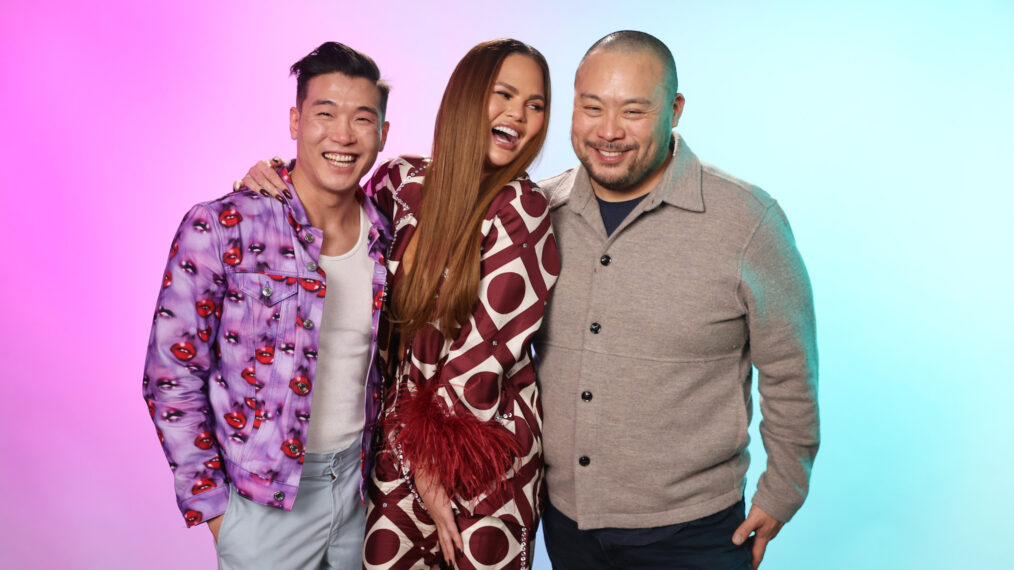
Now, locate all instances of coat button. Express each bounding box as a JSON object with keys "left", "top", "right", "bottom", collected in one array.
[
  {"left": 303, "top": 319, "right": 315, "bottom": 330},
  {"left": 578, "top": 456, "right": 590, "bottom": 466},
  {"left": 600, "top": 254, "right": 611, "bottom": 266},
  {"left": 306, "top": 261, "right": 318, "bottom": 272},
  {"left": 589, "top": 322, "right": 601, "bottom": 334},
  {"left": 581, "top": 391, "right": 593, "bottom": 402},
  {"left": 273, "top": 491, "right": 285, "bottom": 501}
]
